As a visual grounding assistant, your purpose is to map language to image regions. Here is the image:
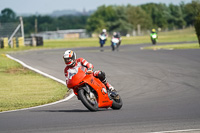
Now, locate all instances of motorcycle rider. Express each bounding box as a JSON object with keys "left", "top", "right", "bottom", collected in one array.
[
  {"left": 99, "top": 29, "right": 108, "bottom": 40},
  {"left": 99, "top": 29, "right": 108, "bottom": 49},
  {"left": 111, "top": 32, "right": 121, "bottom": 50},
  {"left": 63, "top": 50, "right": 115, "bottom": 92},
  {"left": 150, "top": 29, "right": 158, "bottom": 44},
  {"left": 150, "top": 29, "right": 157, "bottom": 36},
  {"left": 151, "top": 29, "right": 156, "bottom": 33},
  {"left": 116, "top": 32, "right": 121, "bottom": 46}
]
